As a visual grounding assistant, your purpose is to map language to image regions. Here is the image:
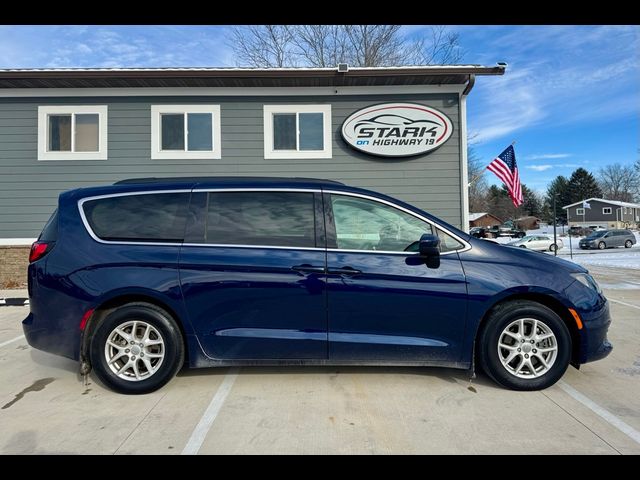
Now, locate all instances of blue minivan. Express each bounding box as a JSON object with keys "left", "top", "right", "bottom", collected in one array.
[{"left": 24, "top": 177, "right": 612, "bottom": 394}]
